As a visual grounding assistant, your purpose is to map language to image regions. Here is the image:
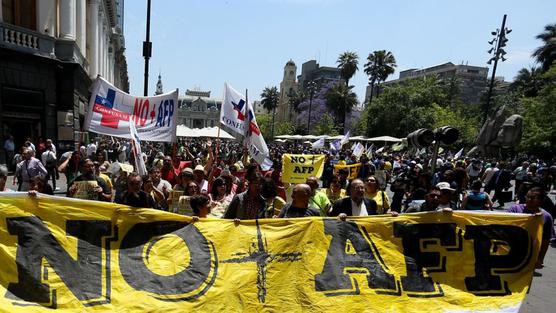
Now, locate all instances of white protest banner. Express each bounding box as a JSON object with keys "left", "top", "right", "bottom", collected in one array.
[{"left": 84, "top": 76, "right": 178, "bottom": 142}]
